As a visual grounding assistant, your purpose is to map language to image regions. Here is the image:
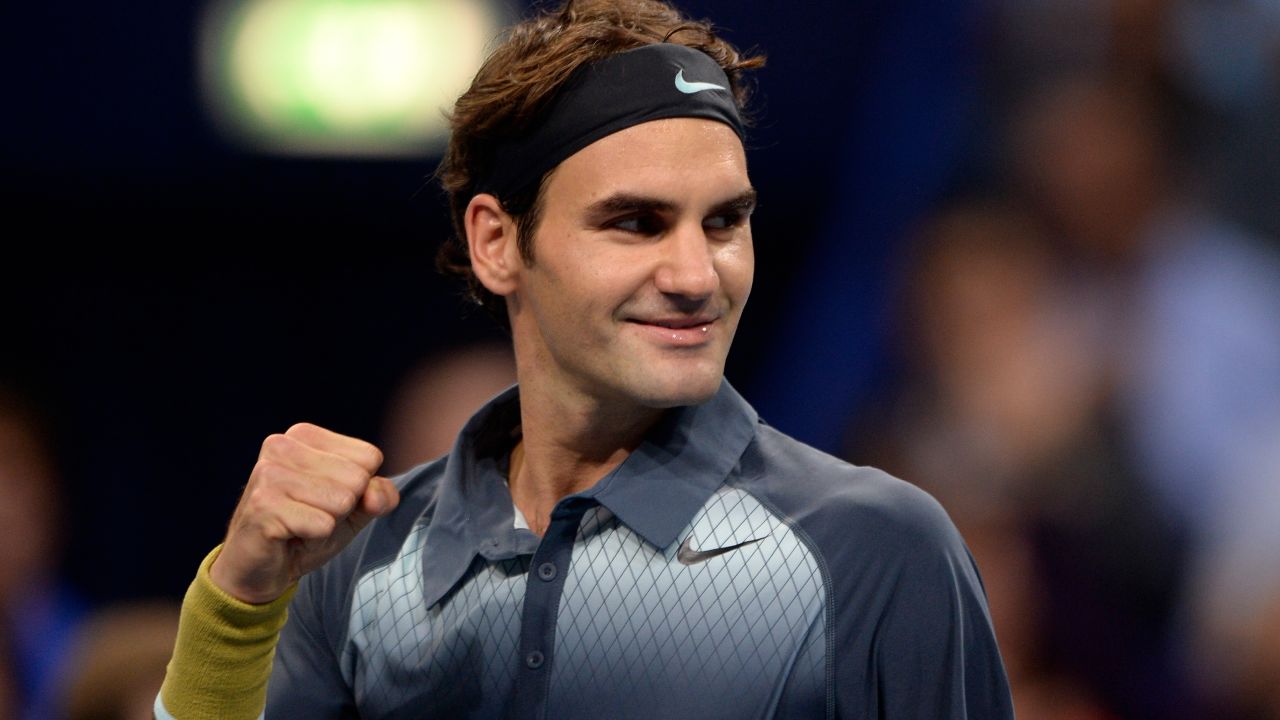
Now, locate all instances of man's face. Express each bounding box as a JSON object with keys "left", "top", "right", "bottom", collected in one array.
[{"left": 508, "top": 117, "right": 754, "bottom": 409}]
